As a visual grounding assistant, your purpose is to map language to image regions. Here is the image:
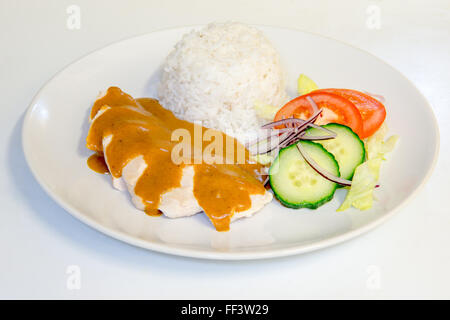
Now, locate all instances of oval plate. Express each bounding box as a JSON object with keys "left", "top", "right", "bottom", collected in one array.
[{"left": 22, "top": 25, "right": 439, "bottom": 260}]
